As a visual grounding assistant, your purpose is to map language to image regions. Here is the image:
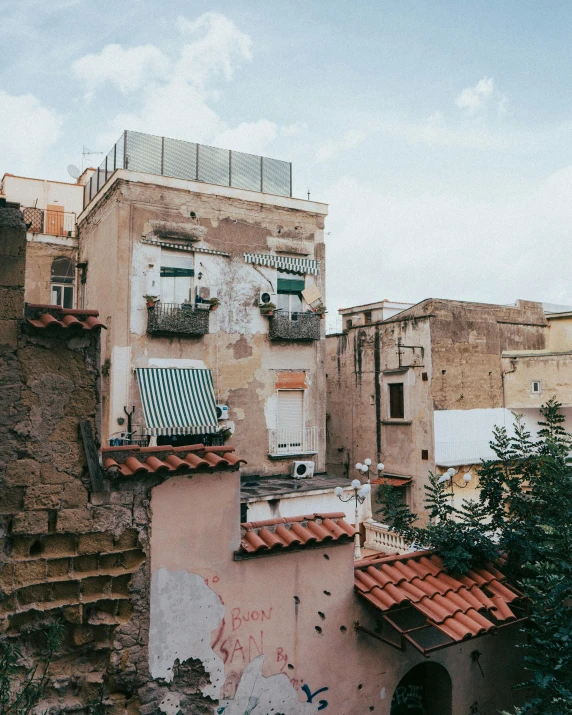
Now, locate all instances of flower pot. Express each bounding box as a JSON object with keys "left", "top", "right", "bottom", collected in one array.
[
  {"left": 146, "top": 300, "right": 155, "bottom": 308},
  {"left": 264, "top": 311, "right": 274, "bottom": 317},
  {"left": 320, "top": 313, "right": 326, "bottom": 320},
  {"left": 210, "top": 305, "right": 218, "bottom": 312}
]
